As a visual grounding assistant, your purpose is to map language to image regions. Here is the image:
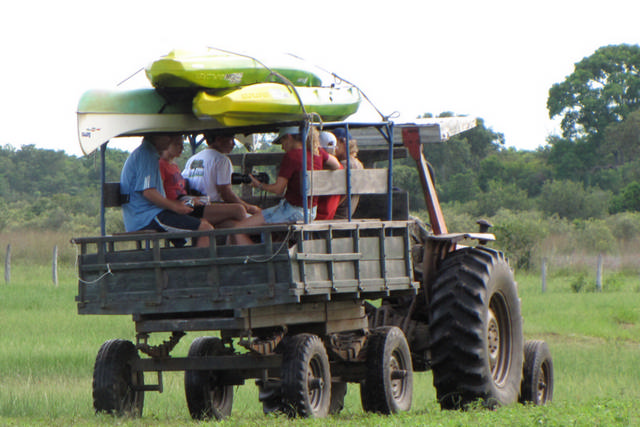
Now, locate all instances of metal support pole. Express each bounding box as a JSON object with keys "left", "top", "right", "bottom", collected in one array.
[
  {"left": 100, "top": 143, "right": 107, "bottom": 236},
  {"left": 300, "top": 122, "right": 310, "bottom": 224},
  {"left": 344, "top": 124, "right": 353, "bottom": 220},
  {"left": 386, "top": 123, "right": 394, "bottom": 221}
]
